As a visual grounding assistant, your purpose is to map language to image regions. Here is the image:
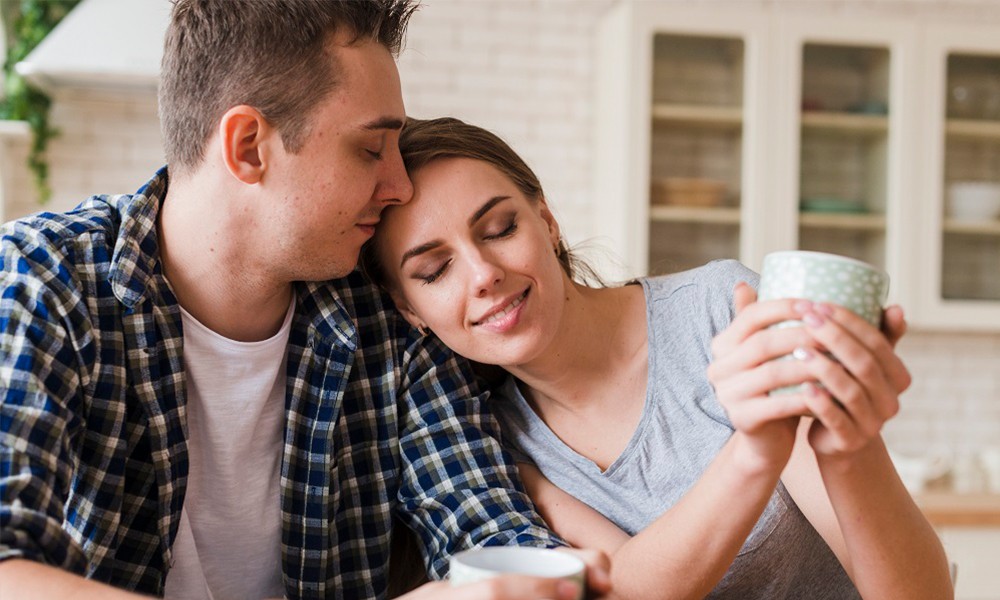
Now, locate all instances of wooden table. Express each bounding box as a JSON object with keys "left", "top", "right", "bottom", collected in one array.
[{"left": 915, "top": 492, "right": 1000, "bottom": 527}]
